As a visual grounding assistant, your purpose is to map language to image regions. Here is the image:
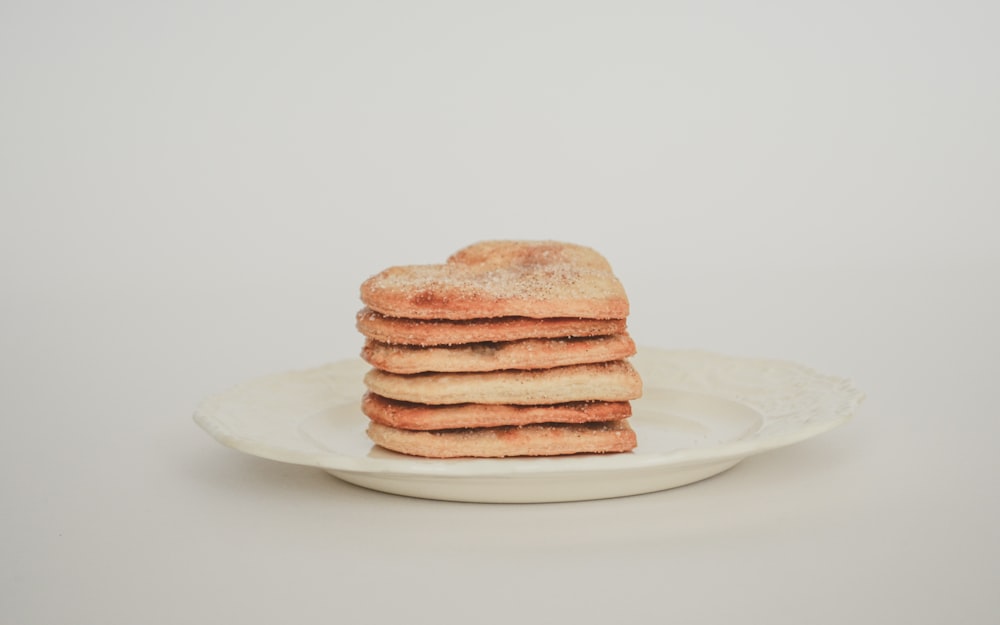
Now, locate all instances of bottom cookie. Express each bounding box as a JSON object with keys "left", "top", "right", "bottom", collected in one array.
[{"left": 366, "top": 420, "right": 637, "bottom": 458}]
